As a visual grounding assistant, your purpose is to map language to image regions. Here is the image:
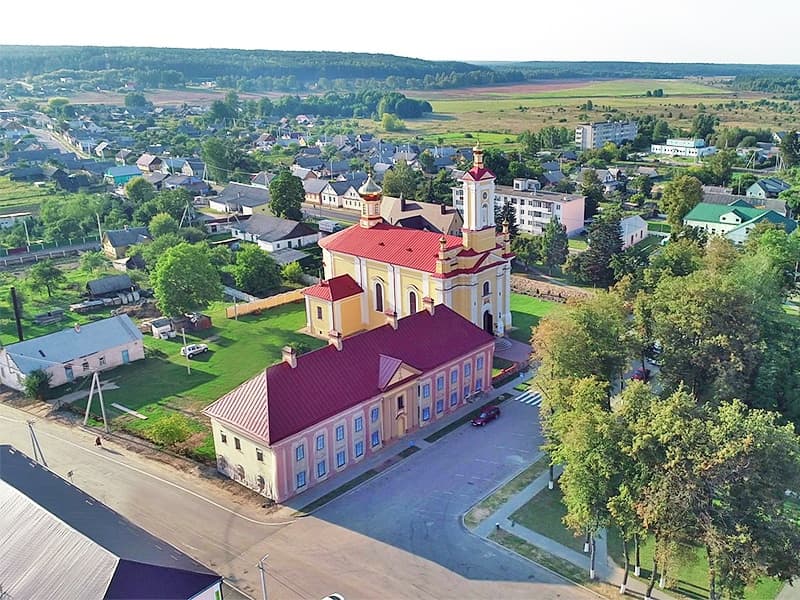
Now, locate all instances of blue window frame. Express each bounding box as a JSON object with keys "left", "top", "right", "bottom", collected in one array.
[
  {"left": 464, "top": 363, "right": 472, "bottom": 377},
  {"left": 371, "top": 431, "right": 380, "bottom": 447},
  {"left": 296, "top": 470, "right": 306, "bottom": 488},
  {"left": 422, "top": 406, "right": 431, "bottom": 421},
  {"left": 450, "top": 370, "right": 458, "bottom": 384},
  {"left": 295, "top": 444, "right": 304, "bottom": 461},
  {"left": 450, "top": 391, "right": 458, "bottom": 406},
  {"left": 354, "top": 416, "right": 363, "bottom": 432},
  {"left": 476, "top": 356, "right": 484, "bottom": 371},
  {"left": 422, "top": 383, "right": 431, "bottom": 399},
  {"left": 336, "top": 450, "right": 346, "bottom": 468},
  {"left": 436, "top": 399, "right": 444, "bottom": 414},
  {"left": 335, "top": 425, "right": 345, "bottom": 441},
  {"left": 316, "top": 434, "right": 325, "bottom": 451},
  {"left": 476, "top": 378, "right": 483, "bottom": 391},
  {"left": 317, "top": 460, "right": 326, "bottom": 478},
  {"left": 436, "top": 375, "right": 444, "bottom": 391},
  {"left": 354, "top": 440, "right": 364, "bottom": 457},
  {"left": 370, "top": 407, "right": 379, "bottom": 423}
]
